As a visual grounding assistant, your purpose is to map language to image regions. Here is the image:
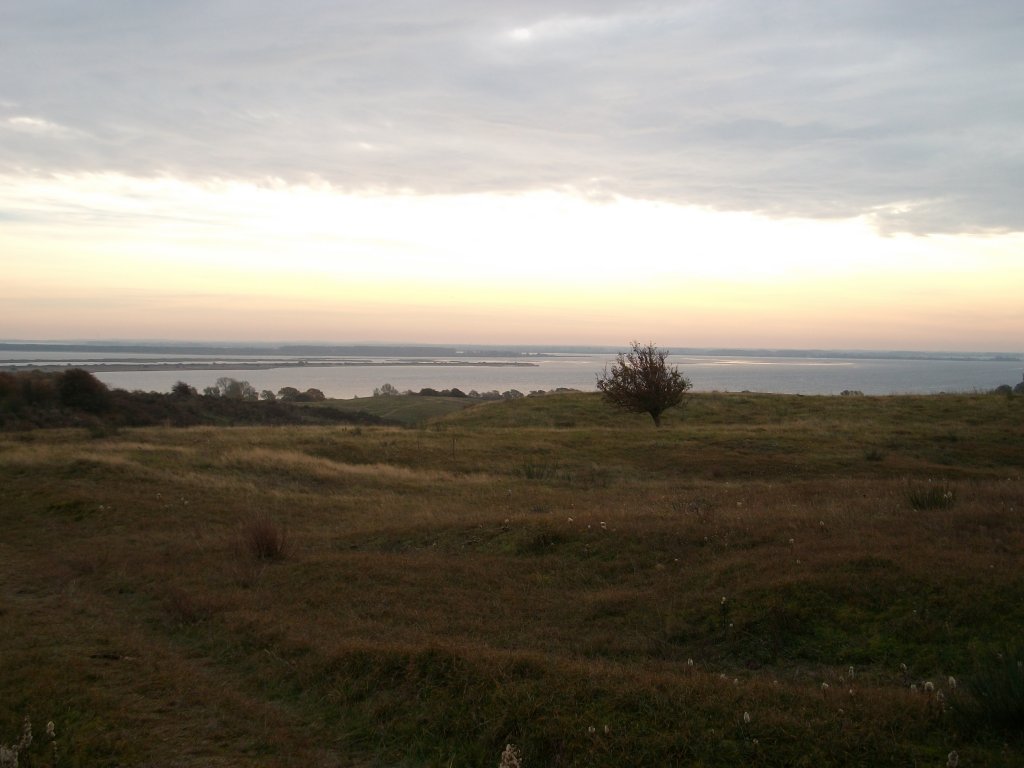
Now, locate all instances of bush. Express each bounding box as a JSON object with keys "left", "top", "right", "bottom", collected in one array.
[
  {"left": 57, "top": 368, "right": 112, "bottom": 413},
  {"left": 171, "top": 381, "right": 197, "bottom": 397}
]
